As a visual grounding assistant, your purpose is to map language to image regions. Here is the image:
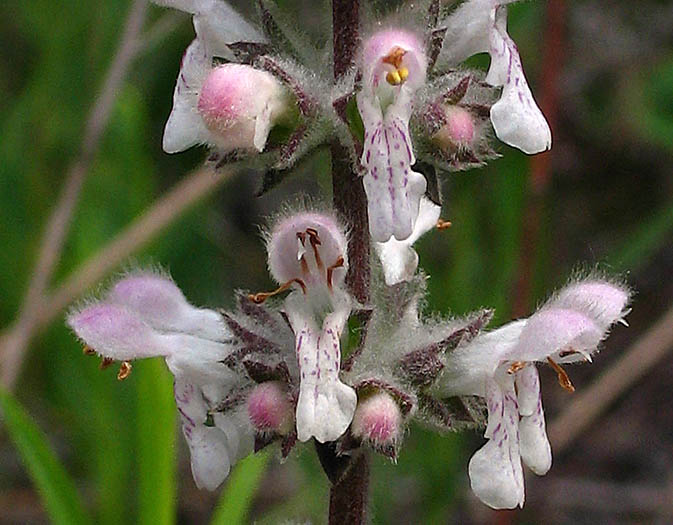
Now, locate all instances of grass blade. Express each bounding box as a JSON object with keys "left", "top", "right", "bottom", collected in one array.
[
  {"left": 136, "top": 359, "right": 177, "bottom": 525},
  {"left": 0, "top": 388, "right": 92, "bottom": 525},
  {"left": 211, "top": 451, "right": 270, "bottom": 525}
]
